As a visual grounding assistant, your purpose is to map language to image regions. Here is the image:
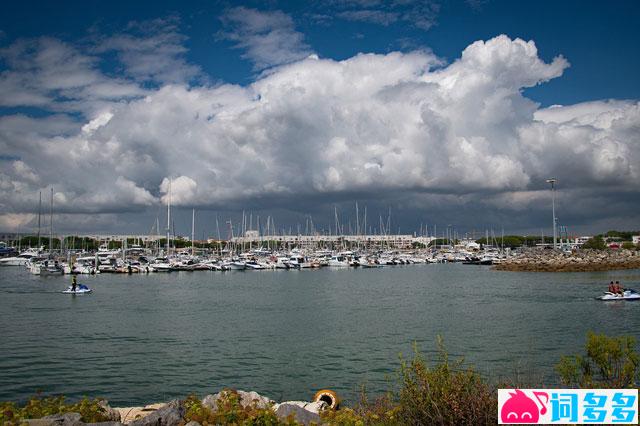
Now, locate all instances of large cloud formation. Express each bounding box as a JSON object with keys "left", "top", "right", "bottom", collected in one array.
[{"left": 0, "top": 26, "right": 638, "bottom": 233}]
